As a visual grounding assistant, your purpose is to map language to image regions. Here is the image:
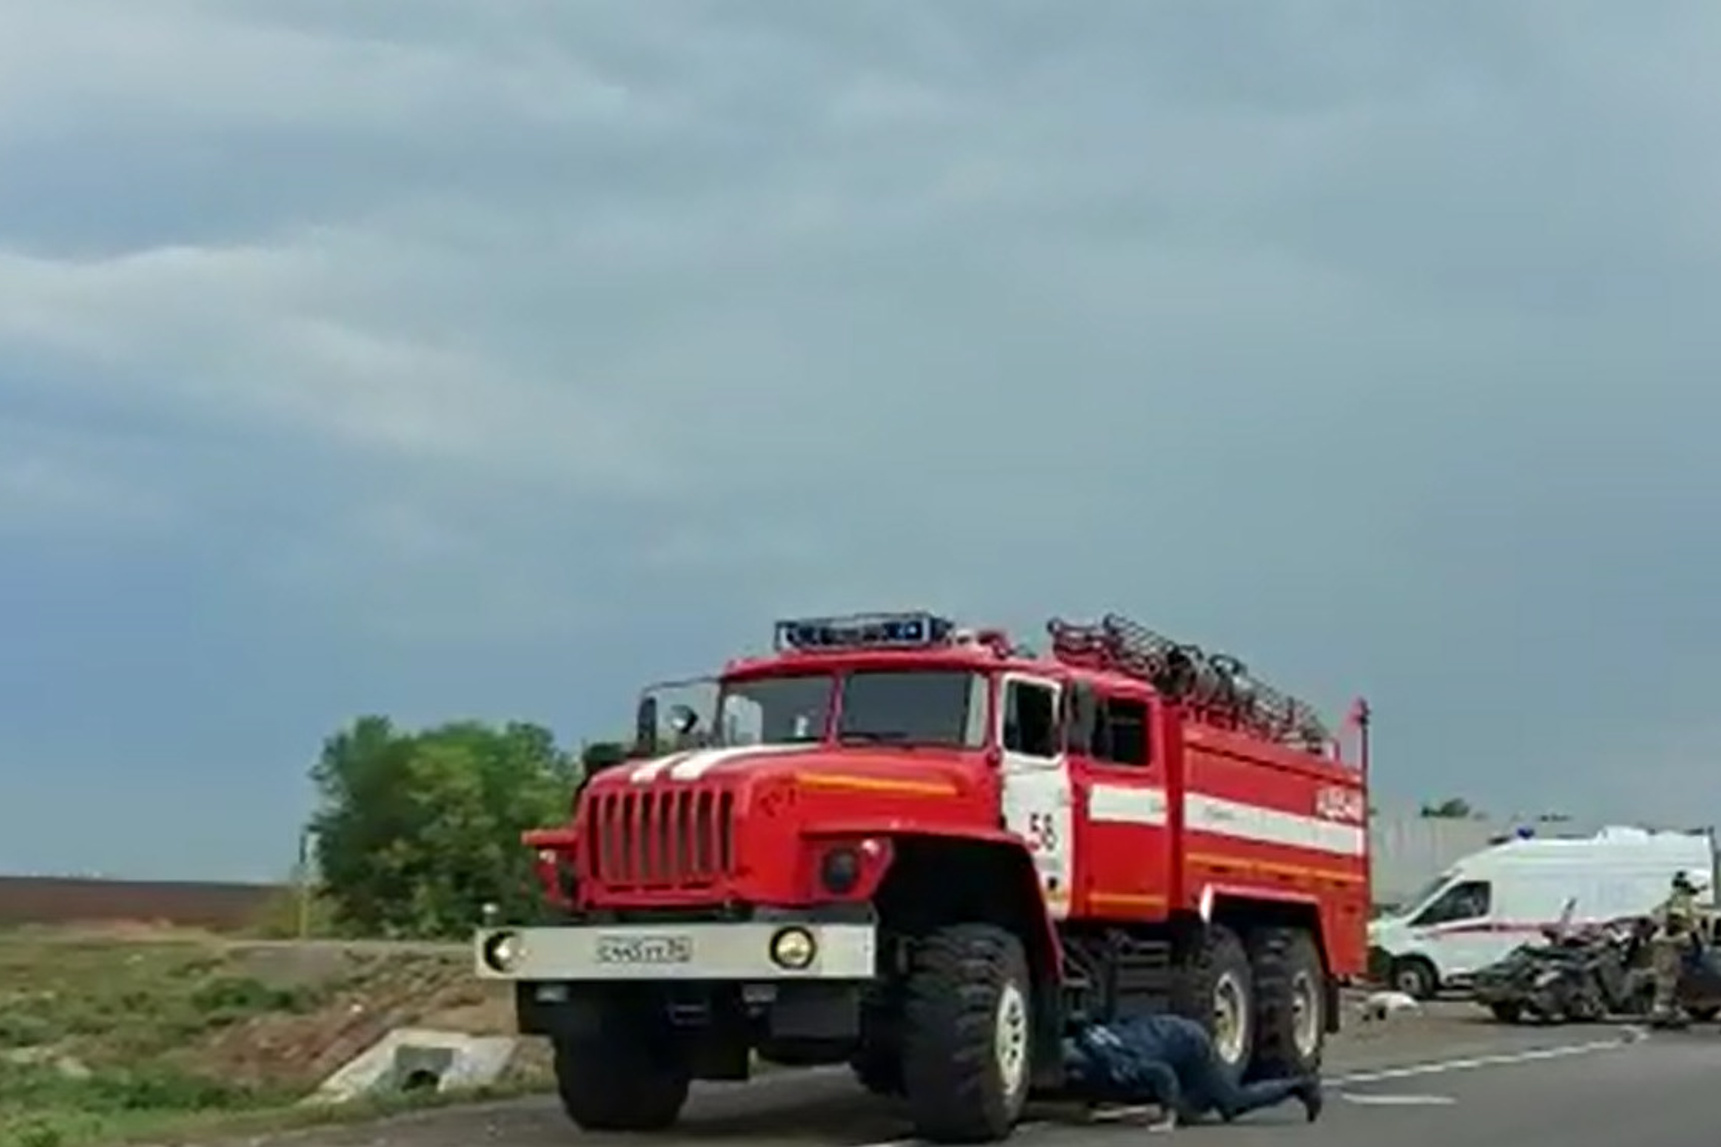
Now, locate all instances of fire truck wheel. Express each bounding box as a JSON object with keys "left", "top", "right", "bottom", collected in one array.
[
  {"left": 1173, "top": 923, "right": 1253, "bottom": 1085},
  {"left": 551, "top": 1003, "right": 691, "bottom": 1131},
  {"left": 900, "top": 923, "right": 1033, "bottom": 1143},
  {"left": 1246, "top": 927, "right": 1325, "bottom": 1080}
]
